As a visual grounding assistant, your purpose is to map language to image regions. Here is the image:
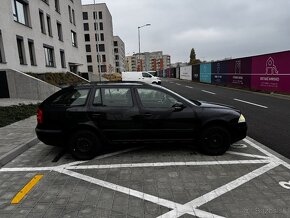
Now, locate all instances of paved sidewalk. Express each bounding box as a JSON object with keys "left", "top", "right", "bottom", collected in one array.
[
  {"left": 0, "top": 116, "right": 38, "bottom": 167},
  {"left": 0, "top": 98, "right": 41, "bottom": 107}
]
